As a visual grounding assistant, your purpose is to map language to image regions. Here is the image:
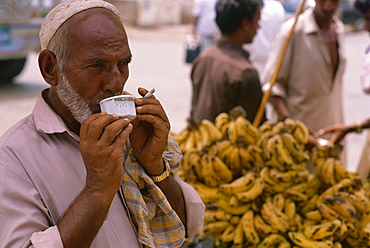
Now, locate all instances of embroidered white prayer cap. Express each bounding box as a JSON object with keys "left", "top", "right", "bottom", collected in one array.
[{"left": 39, "top": 0, "right": 123, "bottom": 50}]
